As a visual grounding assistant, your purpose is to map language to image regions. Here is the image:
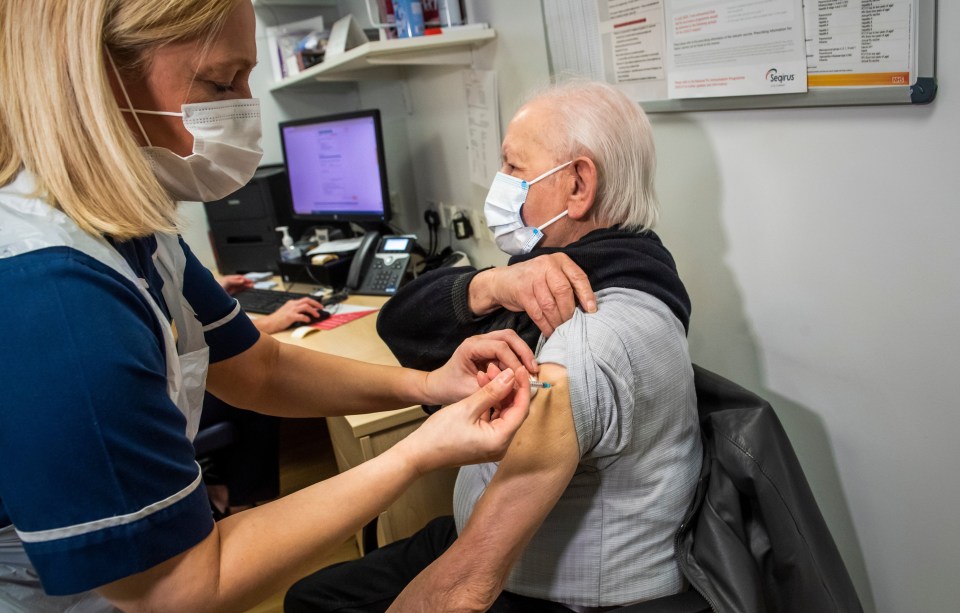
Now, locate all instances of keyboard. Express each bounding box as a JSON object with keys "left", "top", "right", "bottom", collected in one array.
[{"left": 234, "top": 288, "right": 319, "bottom": 314}]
